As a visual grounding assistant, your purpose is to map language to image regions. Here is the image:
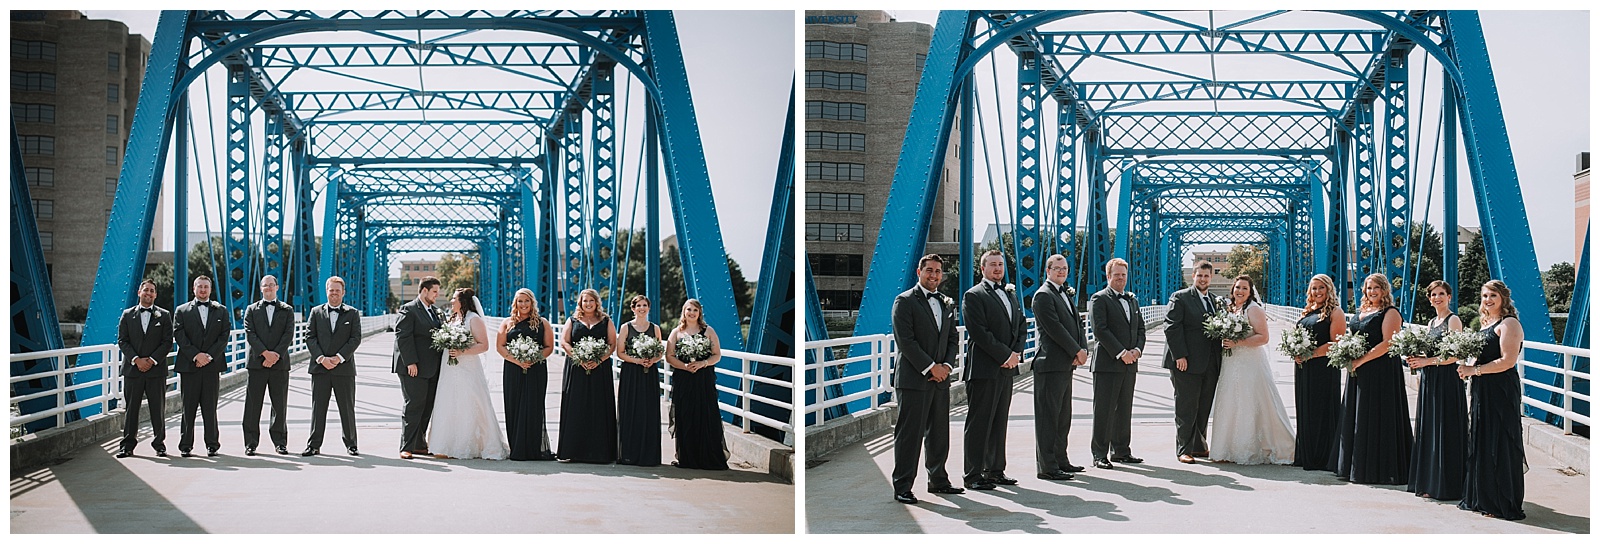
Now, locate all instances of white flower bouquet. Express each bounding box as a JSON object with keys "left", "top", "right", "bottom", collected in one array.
[
  {"left": 569, "top": 336, "right": 610, "bottom": 375},
  {"left": 505, "top": 336, "right": 545, "bottom": 374},
  {"left": 1277, "top": 325, "right": 1317, "bottom": 364},
  {"left": 1388, "top": 327, "right": 1437, "bottom": 374},
  {"left": 675, "top": 334, "right": 713, "bottom": 363},
  {"left": 1202, "top": 310, "right": 1253, "bottom": 356},
  {"left": 1327, "top": 331, "right": 1369, "bottom": 376},
  {"left": 628, "top": 335, "right": 664, "bottom": 374},
  {"left": 430, "top": 322, "right": 475, "bottom": 366},
  {"left": 1437, "top": 329, "right": 1485, "bottom": 366}
]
